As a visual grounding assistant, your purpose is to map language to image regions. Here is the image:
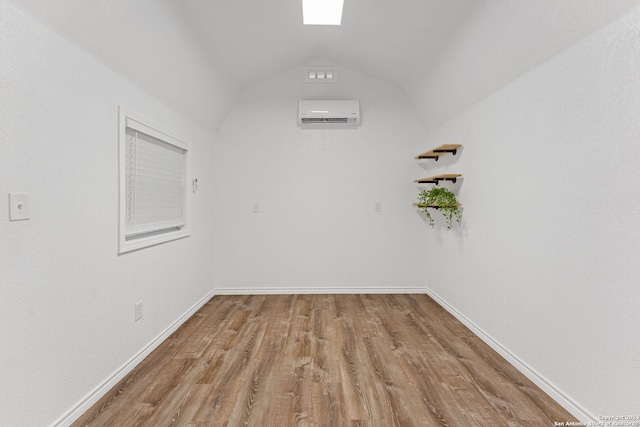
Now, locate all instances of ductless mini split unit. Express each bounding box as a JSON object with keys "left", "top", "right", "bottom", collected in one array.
[{"left": 298, "top": 100, "right": 360, "bottom": 126}]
